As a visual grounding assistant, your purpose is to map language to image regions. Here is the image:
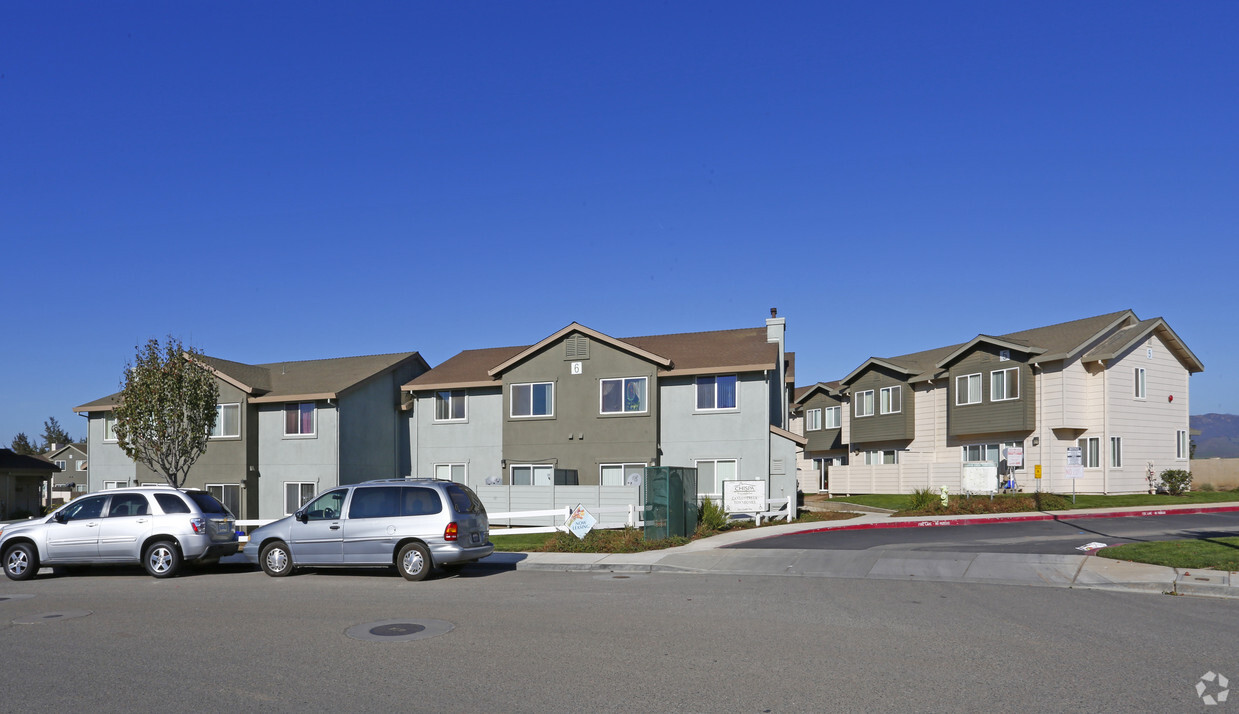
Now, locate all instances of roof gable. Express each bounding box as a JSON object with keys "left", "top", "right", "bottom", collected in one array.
[
  {"left": 1083, "top": 318, "right": 1205, "bottom": 373},
  {"left": 488, "top": 323, "right": 672, "bottom": 378},
  {"left": 935, "top": 335, "right": 1046, "bottom": 369}
]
